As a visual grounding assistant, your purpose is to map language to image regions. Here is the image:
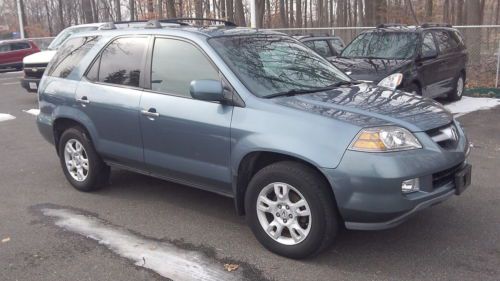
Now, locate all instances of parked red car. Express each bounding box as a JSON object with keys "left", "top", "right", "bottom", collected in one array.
[{"left": 0, "top": 39, "right": 40, "bottom": 70}]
